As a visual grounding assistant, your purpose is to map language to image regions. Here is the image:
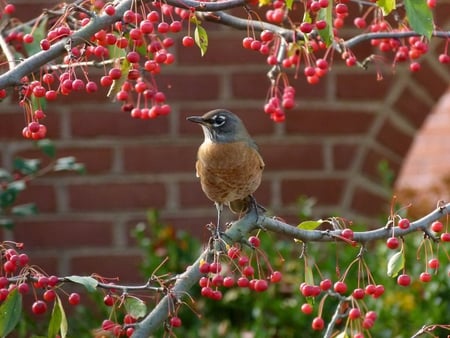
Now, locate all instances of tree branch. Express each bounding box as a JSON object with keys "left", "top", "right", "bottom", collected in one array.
[{"left": 132, "top": 202, "right": 450, "bottom": 336}]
